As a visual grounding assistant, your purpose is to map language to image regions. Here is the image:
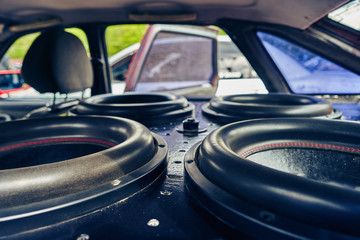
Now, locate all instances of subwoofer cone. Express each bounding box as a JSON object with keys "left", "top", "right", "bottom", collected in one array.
[
  {"left": 71, "top": 92, "right": 195, "bottom": 125},
  {"left": 185, "top": 118, "right": 360, "bottom": 239},
  {"left": 202, "top": 93, "right": 342, "bottom": 123},
  {"left": 0, "top": 116, "right": 168, "bottom": 237}
]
